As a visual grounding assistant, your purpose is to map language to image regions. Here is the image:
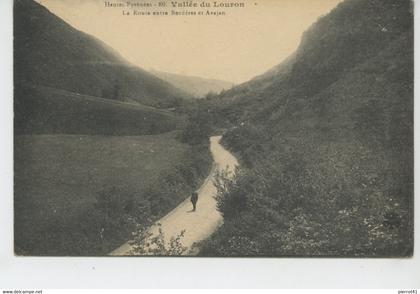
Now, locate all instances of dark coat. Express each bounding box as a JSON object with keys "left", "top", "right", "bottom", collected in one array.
[{"left": 191, "top": 192, "right": 198, "bottom": 203}]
